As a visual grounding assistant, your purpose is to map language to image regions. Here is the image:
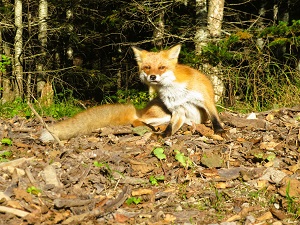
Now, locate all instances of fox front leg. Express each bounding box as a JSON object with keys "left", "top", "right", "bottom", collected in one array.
[{"left": 163, "top": 108, "right": 186, "bottom": 137}]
